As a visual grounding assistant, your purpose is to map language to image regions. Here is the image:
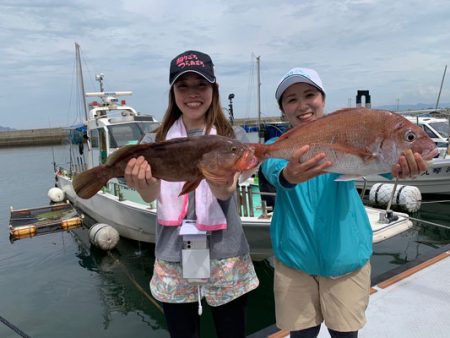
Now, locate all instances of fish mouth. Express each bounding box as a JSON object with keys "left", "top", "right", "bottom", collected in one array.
[
  {"left": 236, "top": 150, "right": 260, "bottom": 170},
  {"left": 422, "top": 147, "right": 440, "bottom": 160}
]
